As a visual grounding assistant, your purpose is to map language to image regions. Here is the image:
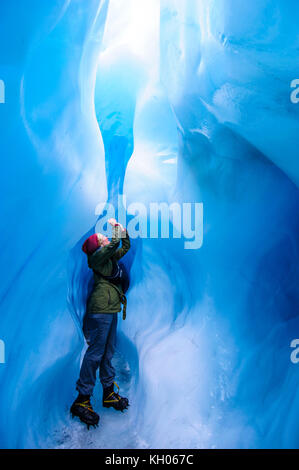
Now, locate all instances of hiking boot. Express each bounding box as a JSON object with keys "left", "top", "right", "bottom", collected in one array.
[
  {"left": 102, "top": 382, "right": 129, "bottom": 412},
  {"left": 70, "top": 394, "right": 100, "bottom": 429}
]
